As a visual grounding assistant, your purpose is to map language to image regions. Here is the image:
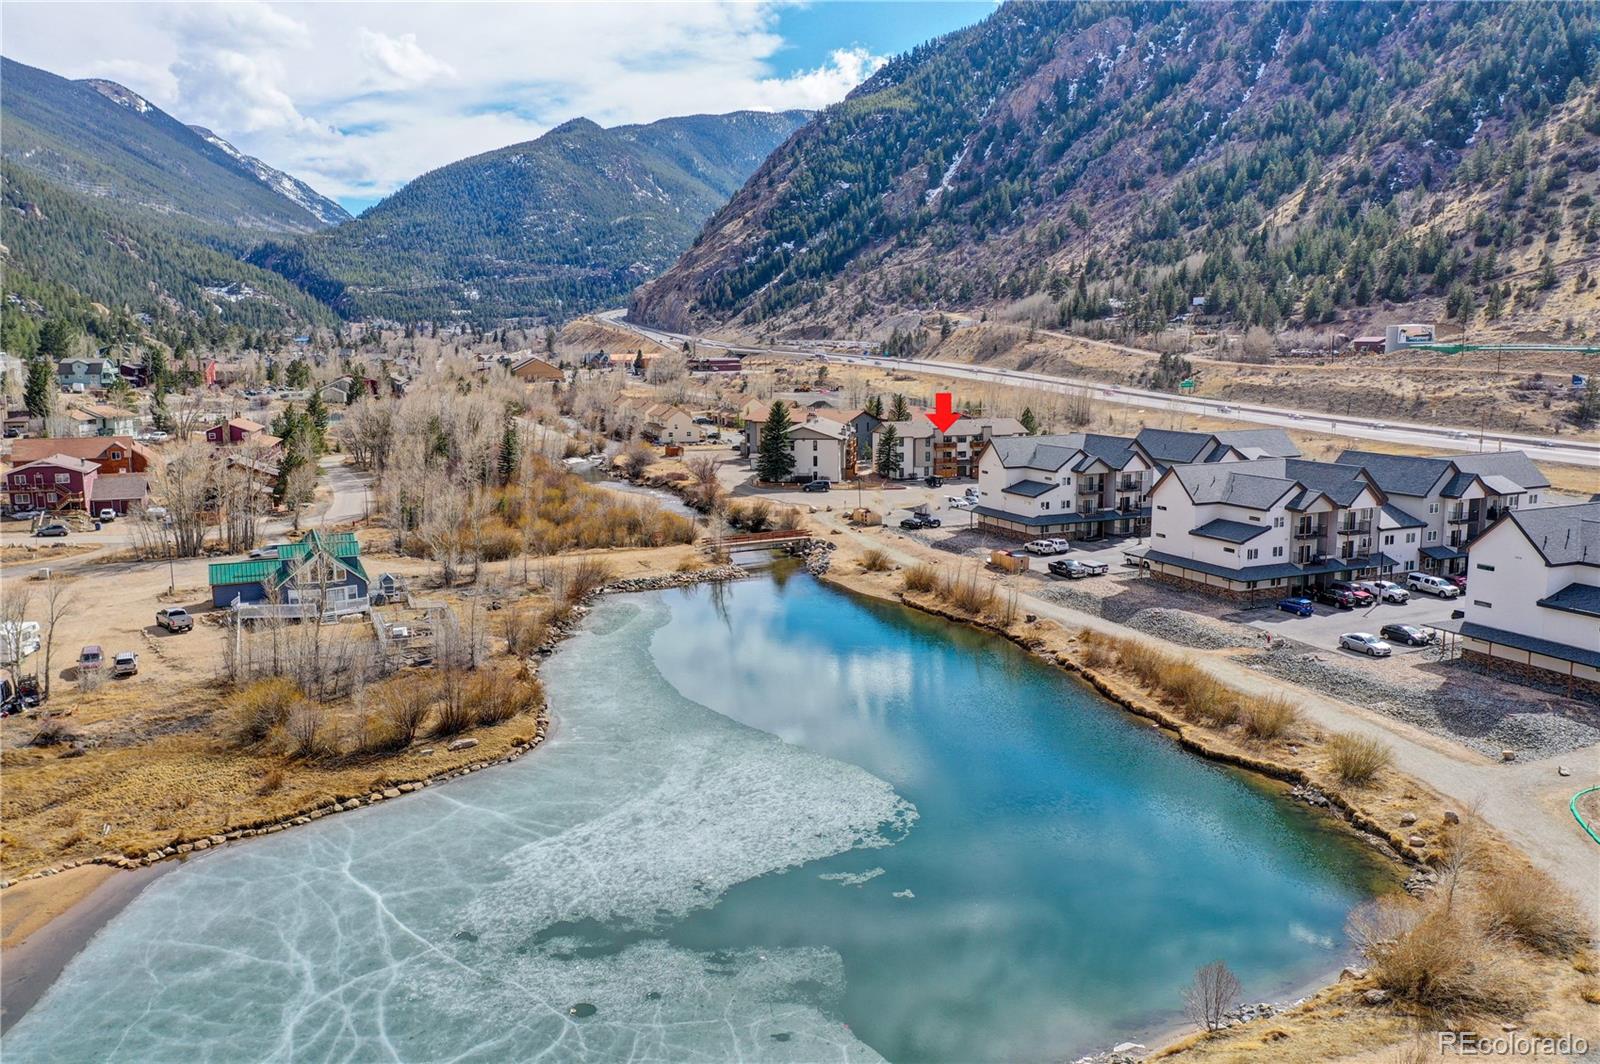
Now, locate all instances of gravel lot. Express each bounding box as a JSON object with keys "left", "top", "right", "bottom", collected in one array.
[{"left": 1244, "top": 648, "right": 1600, "bottom": 760}]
